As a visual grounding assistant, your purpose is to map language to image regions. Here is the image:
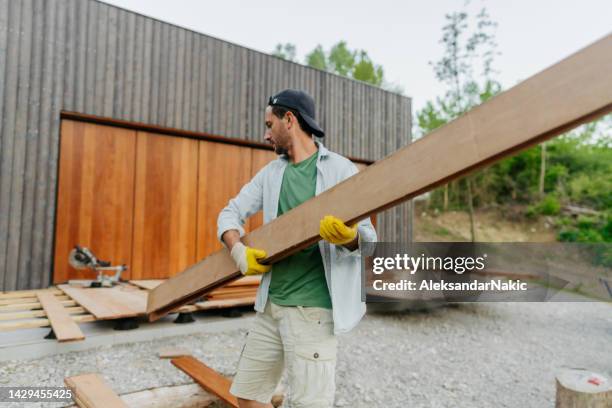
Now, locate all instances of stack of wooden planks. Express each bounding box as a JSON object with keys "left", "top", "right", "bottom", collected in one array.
[
  {"left": 0, "top": 278, "right": 259, "bottom": 340},
  {"left": 130, "top": 275, "right": 260, "bottom": 308},
  {"left": 0, "top": 288, "right": 92, "bottom": 341},
  {"left": 204, "top": 275, "right": 260, "bottom": 301}
]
